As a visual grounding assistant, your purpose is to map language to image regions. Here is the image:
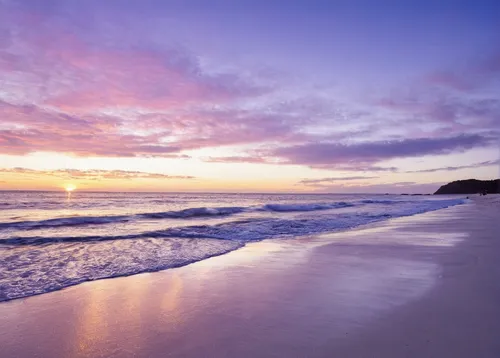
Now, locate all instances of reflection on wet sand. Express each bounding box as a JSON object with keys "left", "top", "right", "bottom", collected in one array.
[
  {"left": 70, "top": 271, "right": 188, "bottom": 356},
  {"left": 73, "top": 285, "right": 110, "bottom": 357},
  {"left": 72, "top": 275, "right": 153, "bottom": 357},
  {"left": 159, "top": 273, "right": 184, "bottom": 332}
]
